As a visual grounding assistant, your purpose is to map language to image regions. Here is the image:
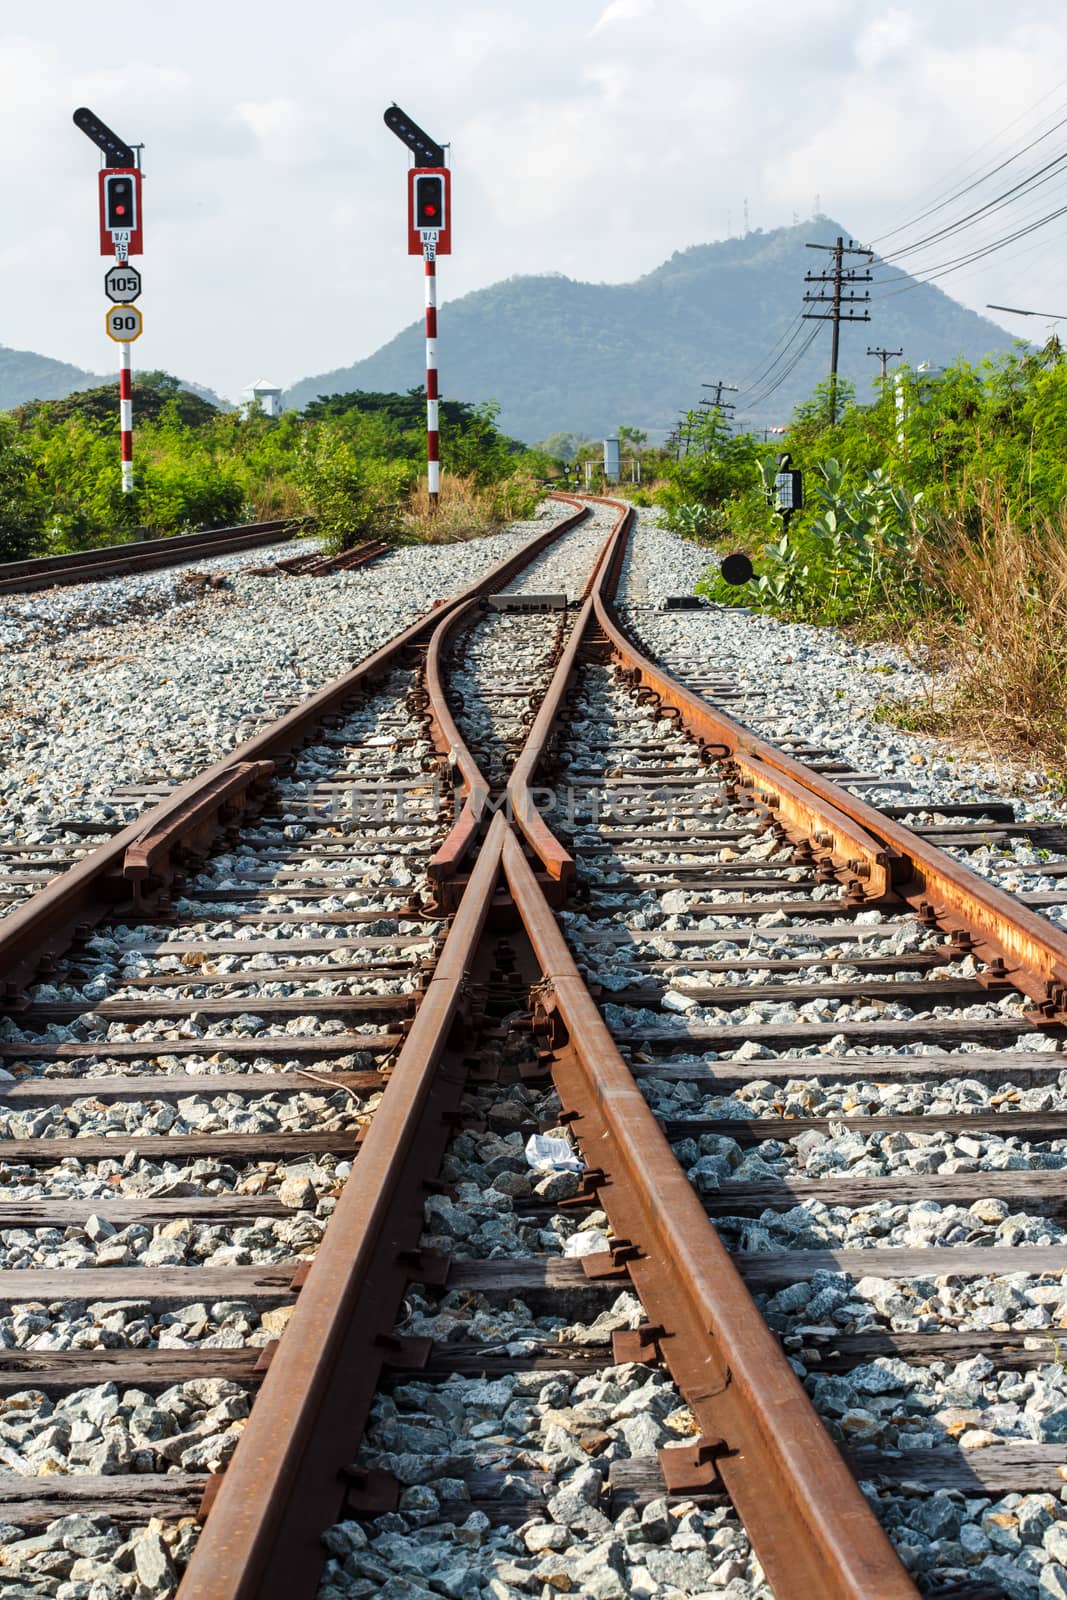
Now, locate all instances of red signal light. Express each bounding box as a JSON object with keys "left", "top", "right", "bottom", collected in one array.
[
  {"left": 104, "top": 173, "right": 137, "bottom": 231},
  {"left": 407, "top": 166, "right": 450, "bottom": 255},
  {"left": 97, "top": 167, "right": 144, "bottom": 256},
  {"left": 414, "top": 174, "right": 445, "bottom": 231}
]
